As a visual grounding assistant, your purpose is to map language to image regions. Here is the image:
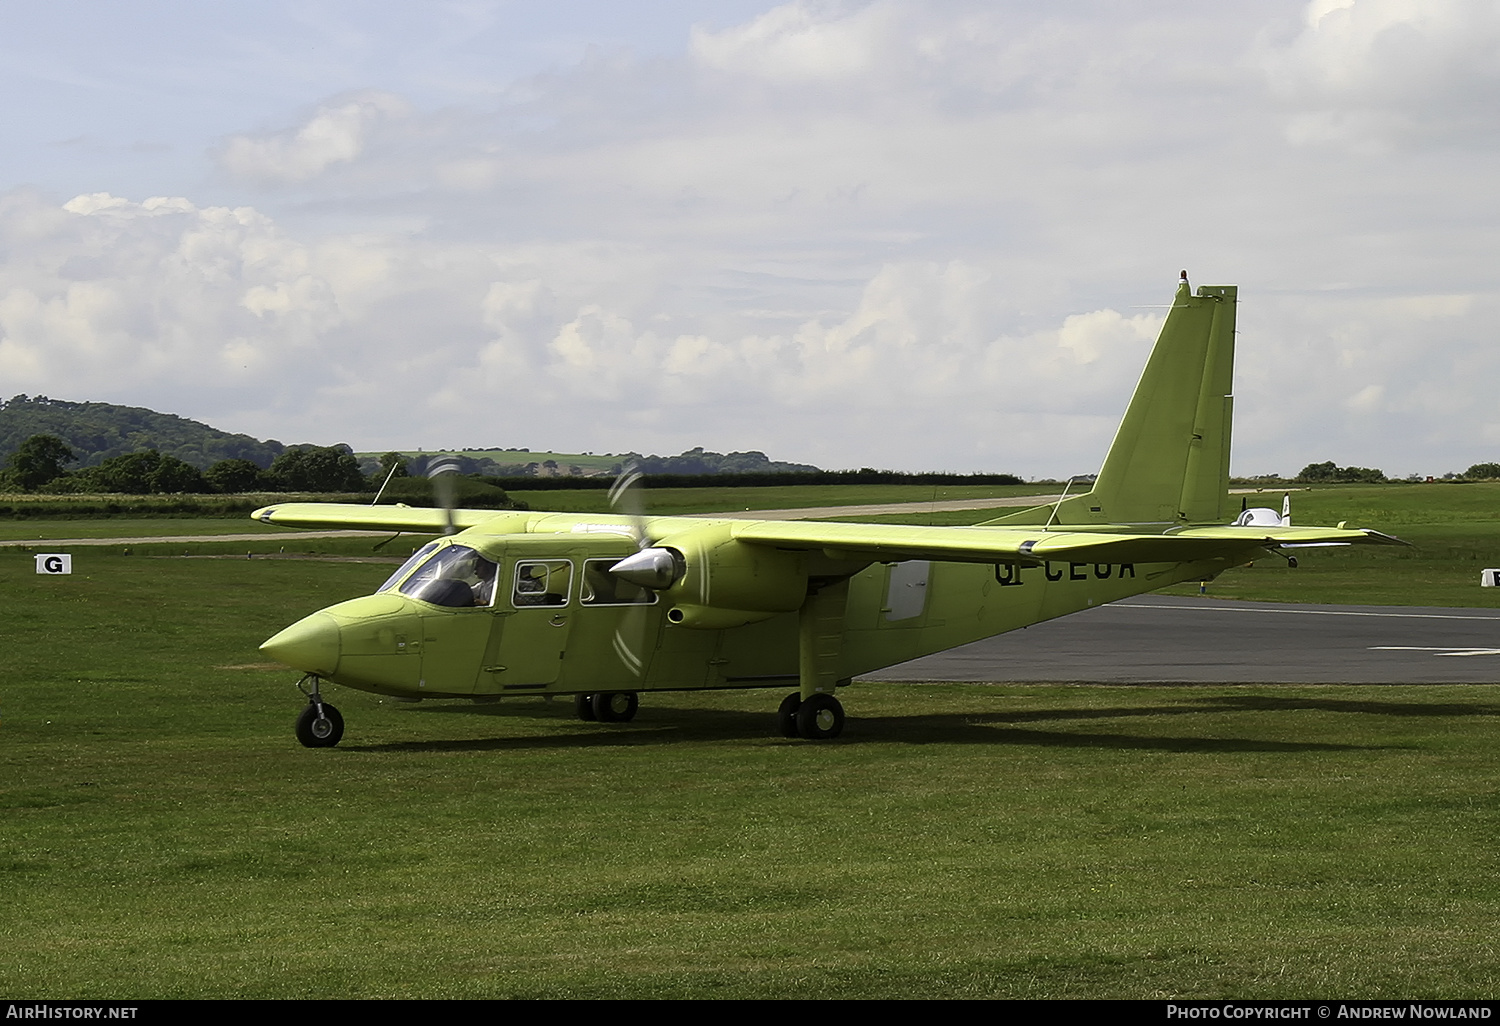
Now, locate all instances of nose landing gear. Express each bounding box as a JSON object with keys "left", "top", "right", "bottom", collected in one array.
[{"left": 294, "top": 675, "right": 344, "bottom": 748}]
